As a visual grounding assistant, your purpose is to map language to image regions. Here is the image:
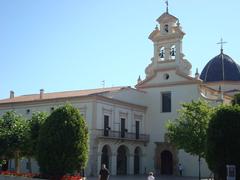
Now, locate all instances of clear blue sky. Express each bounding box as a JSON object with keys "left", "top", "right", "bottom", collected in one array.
[{"left": 0, "top": 0, "right": 239, "bottom": 99}]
